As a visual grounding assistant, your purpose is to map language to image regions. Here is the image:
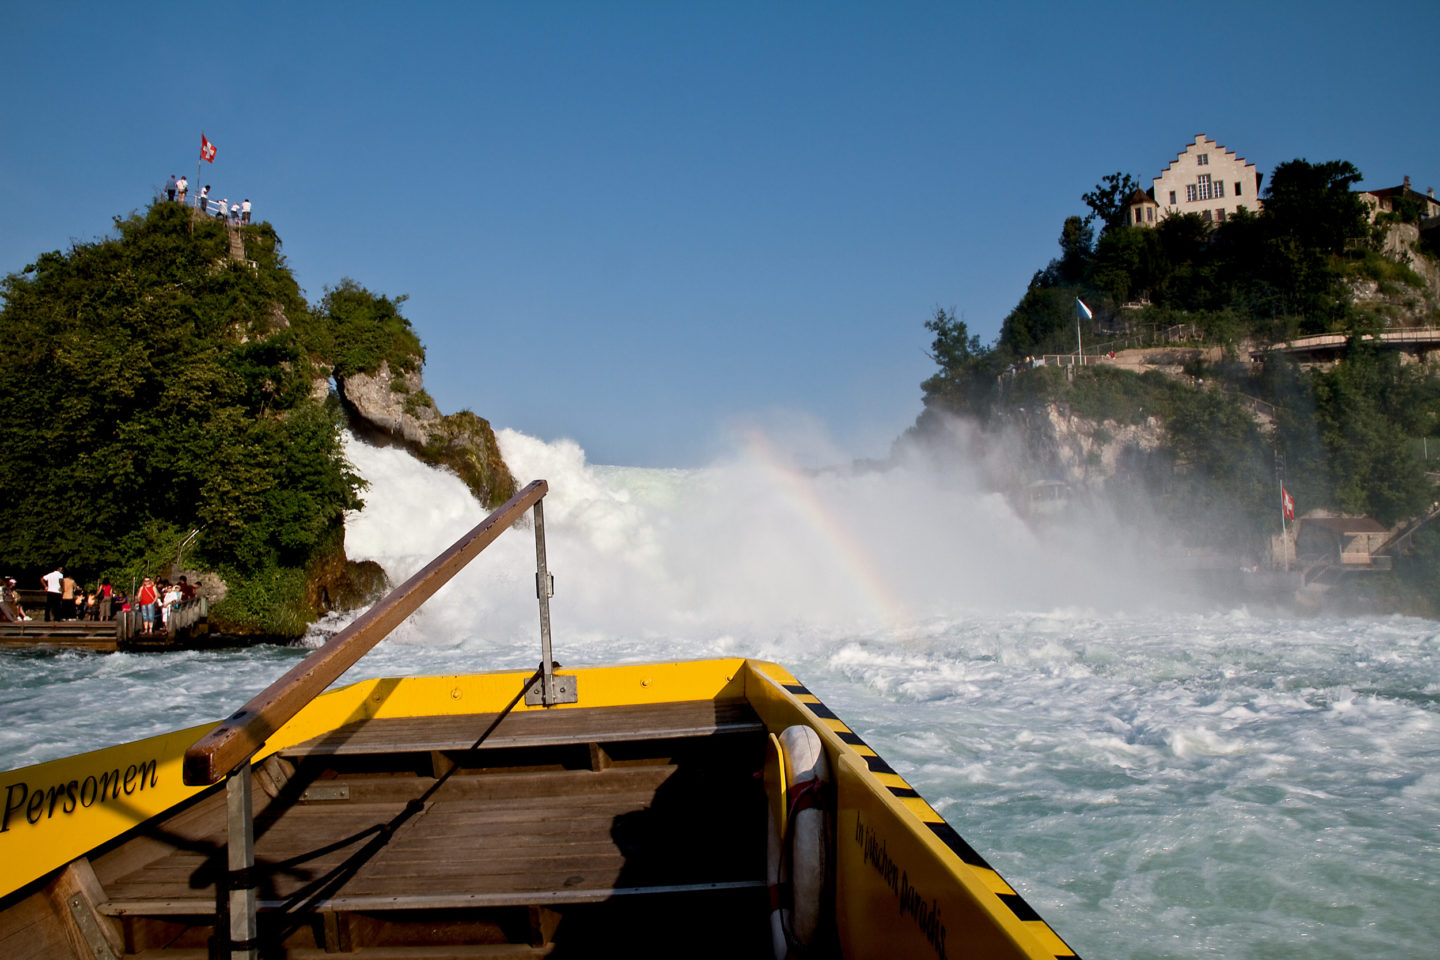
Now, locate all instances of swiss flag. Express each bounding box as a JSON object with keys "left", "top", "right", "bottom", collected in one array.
[
  {"left": 200, "top": 135, "right": 217, "bottom": 163},
  {"left": 1282, "top": 488, "right": 1296, "bottom": 521}
]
